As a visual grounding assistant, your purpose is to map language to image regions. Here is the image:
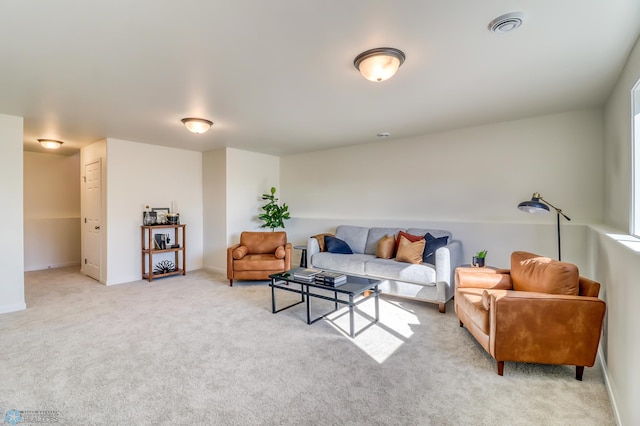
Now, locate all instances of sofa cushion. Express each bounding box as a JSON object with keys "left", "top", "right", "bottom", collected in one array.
[
  {"left": 325, "top": 235, "right": 353, "bottom": 254},
  {"left": 375, "top": 235, "right": 396, "bottom": 259},
  {"left": 365, "top": 227, "right": 403, "bottom": 255},
  {"left": 510, "top": 251, "right": 579, "bottom": 295},
  {"left": 312, "top": 253, "right": 374, "bottom": 275},
  {"left": 335, "top": 225, "right": 369, "bottom": 254},
  {"left": 407, "top": 228, "right": 451, "bottom": 241},
  {"left": 366, "top": 258, "right": 436, "bottom": 284},
  {"left": 423, "top": 233, "right": 449, "bottom": 264},
  {"left": 396, "top": 235, "right": 425, "bottom": 264}
]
